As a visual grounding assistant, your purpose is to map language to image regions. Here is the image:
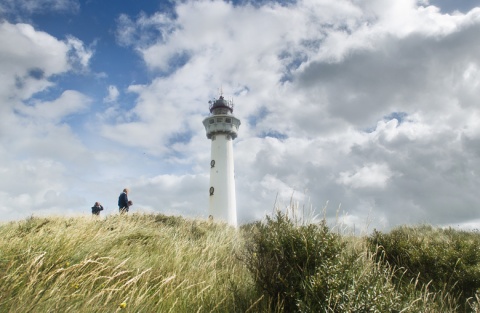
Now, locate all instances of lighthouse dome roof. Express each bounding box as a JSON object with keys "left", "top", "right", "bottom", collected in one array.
[{"left": 209, "top": 96, "right": 233, "bottom": 113}]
